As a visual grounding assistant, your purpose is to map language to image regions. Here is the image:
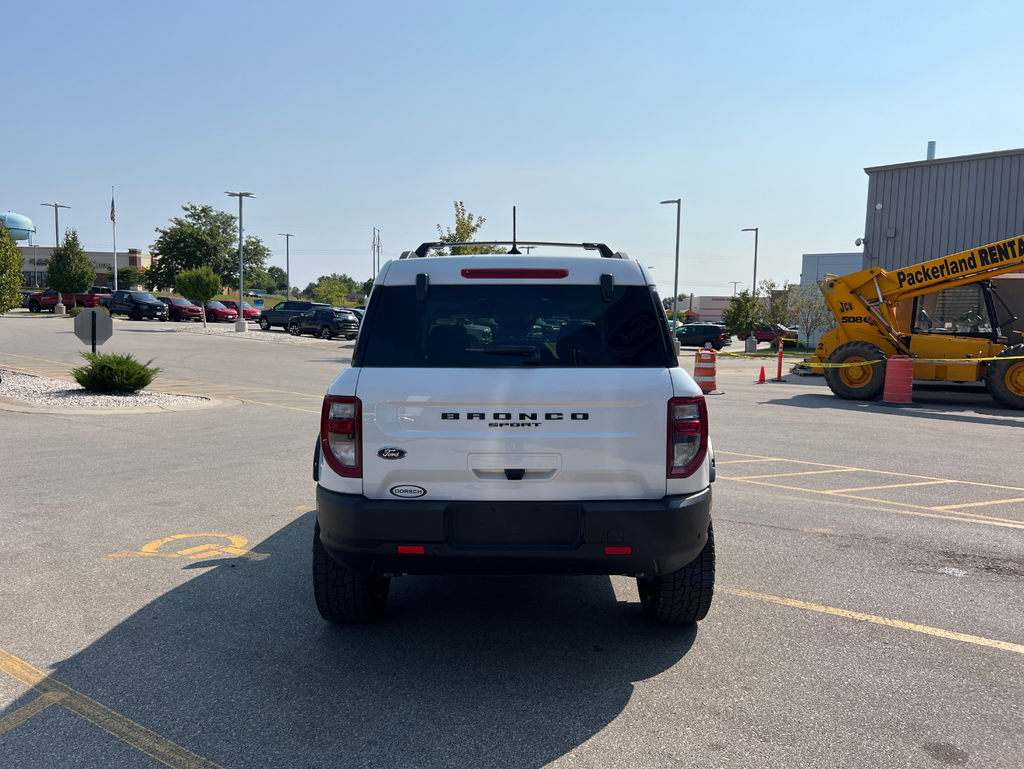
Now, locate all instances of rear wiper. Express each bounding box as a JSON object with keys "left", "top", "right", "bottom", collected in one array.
[{"left": 464, "top": 345, "right": 541, "bottom": 364}]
